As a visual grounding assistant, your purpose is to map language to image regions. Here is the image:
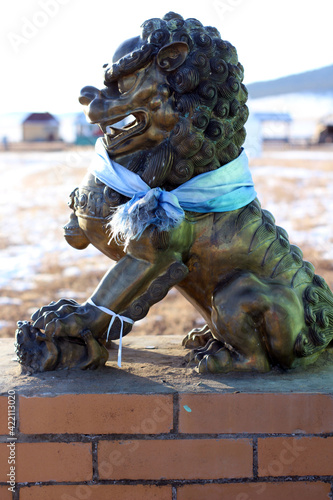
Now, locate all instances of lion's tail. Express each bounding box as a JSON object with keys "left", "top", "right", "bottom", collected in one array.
[{"left": 294, "top": 274, "right": 333, "bottom": 357}]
